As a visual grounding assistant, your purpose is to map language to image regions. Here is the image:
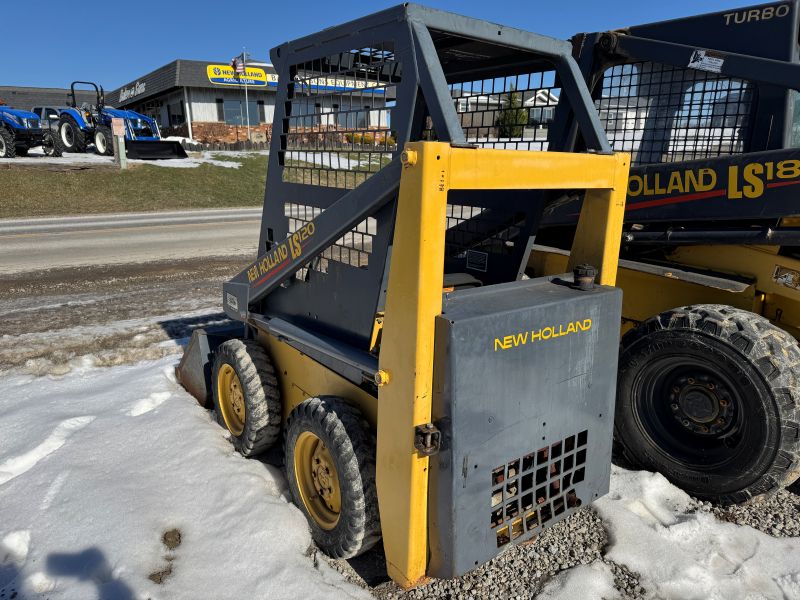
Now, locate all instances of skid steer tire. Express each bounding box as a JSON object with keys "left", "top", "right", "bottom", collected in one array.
[
  {"left": 94, "top": 125, "right": 114, "bottom": 156},
  {"left": 58, "top": 116, "right": 86, "bottom": 153},
  {"left": 0, "top": 128, "right": 16, "bottom": 158},
  {"left": 284, "top": 397, "right": 381, "bottom": 559},
  {"left": 211, "top": 339, "right": 281, "bottom": 457},
  {"left": 616, "top": 304, "right": 800, "bottom": 504}
]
